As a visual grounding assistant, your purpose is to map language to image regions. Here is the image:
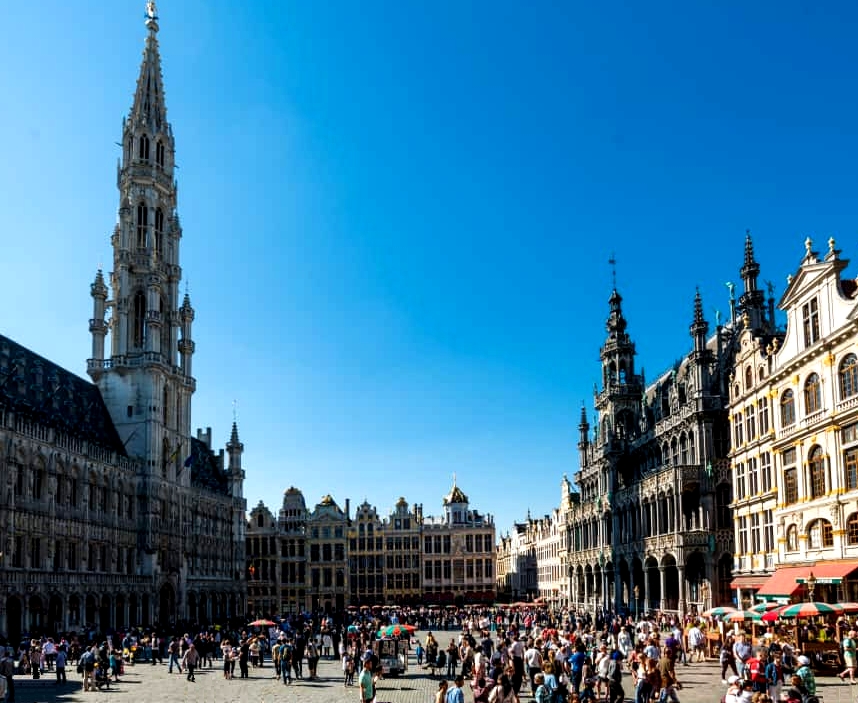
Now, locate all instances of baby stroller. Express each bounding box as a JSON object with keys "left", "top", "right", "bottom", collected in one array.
[{"left": 94, "top": 663, "right": 112, "bottom": 690}]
